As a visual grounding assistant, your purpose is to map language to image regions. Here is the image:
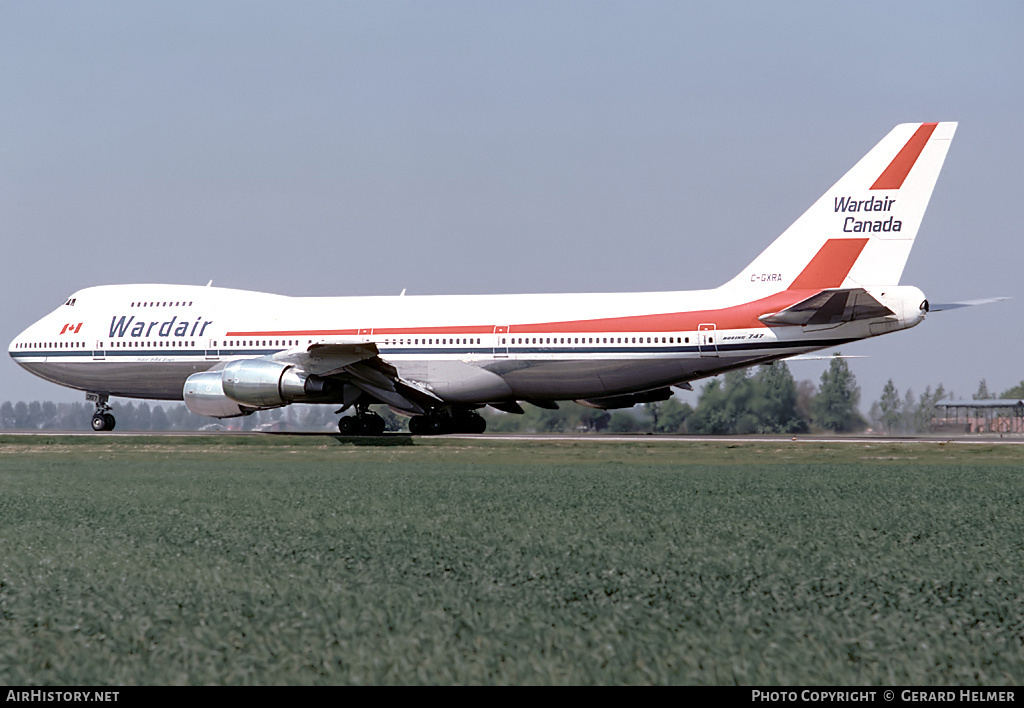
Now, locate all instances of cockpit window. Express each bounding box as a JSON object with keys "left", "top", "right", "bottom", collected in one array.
[{"left": 64, "top": 298, "right": 77, "bottom": 306}]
